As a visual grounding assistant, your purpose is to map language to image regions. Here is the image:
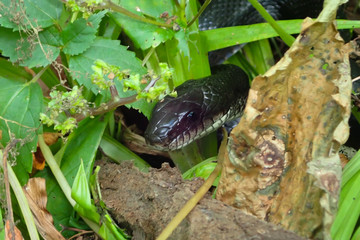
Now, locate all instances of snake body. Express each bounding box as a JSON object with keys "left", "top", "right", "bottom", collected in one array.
[
  {"left": 144, "top": 65, "right": 249, "bottom": 150},
  {"left": 145, "top": 0, "right": 325, "bottom": 151}
]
